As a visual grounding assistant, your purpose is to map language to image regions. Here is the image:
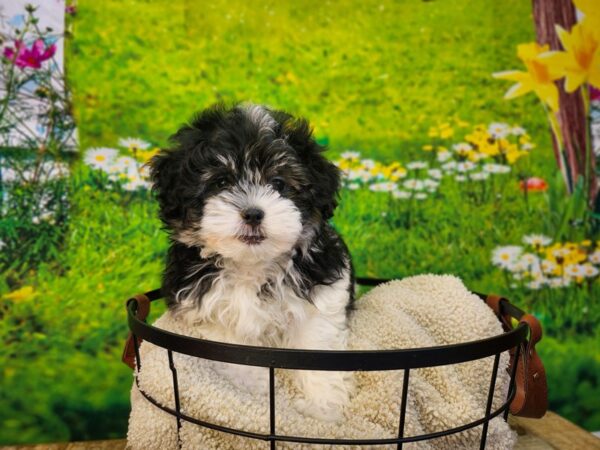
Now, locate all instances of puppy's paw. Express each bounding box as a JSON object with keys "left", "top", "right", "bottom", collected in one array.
[{"left": 293, "top": 397, "right": 344, "bottom": 422}]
